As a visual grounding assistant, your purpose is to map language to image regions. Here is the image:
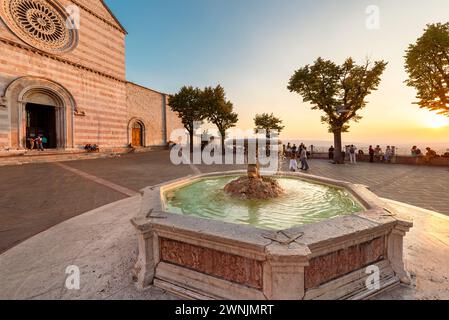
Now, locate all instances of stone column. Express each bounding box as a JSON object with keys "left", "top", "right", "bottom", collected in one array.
[
  {"left": 388, "top": 221, "right": 413, "bottom": 284},
  {"left": 132, "top": 219, "right": 156, "bottom": 289},
  {"left": 18, "top": 101, "right": 25, "bottom": 149},
  {"left": 263, "top": 242, "right": 311, "bottom": 300},
  {"left": 55, "top": 106, "right": 63, "bottom": 149}
]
